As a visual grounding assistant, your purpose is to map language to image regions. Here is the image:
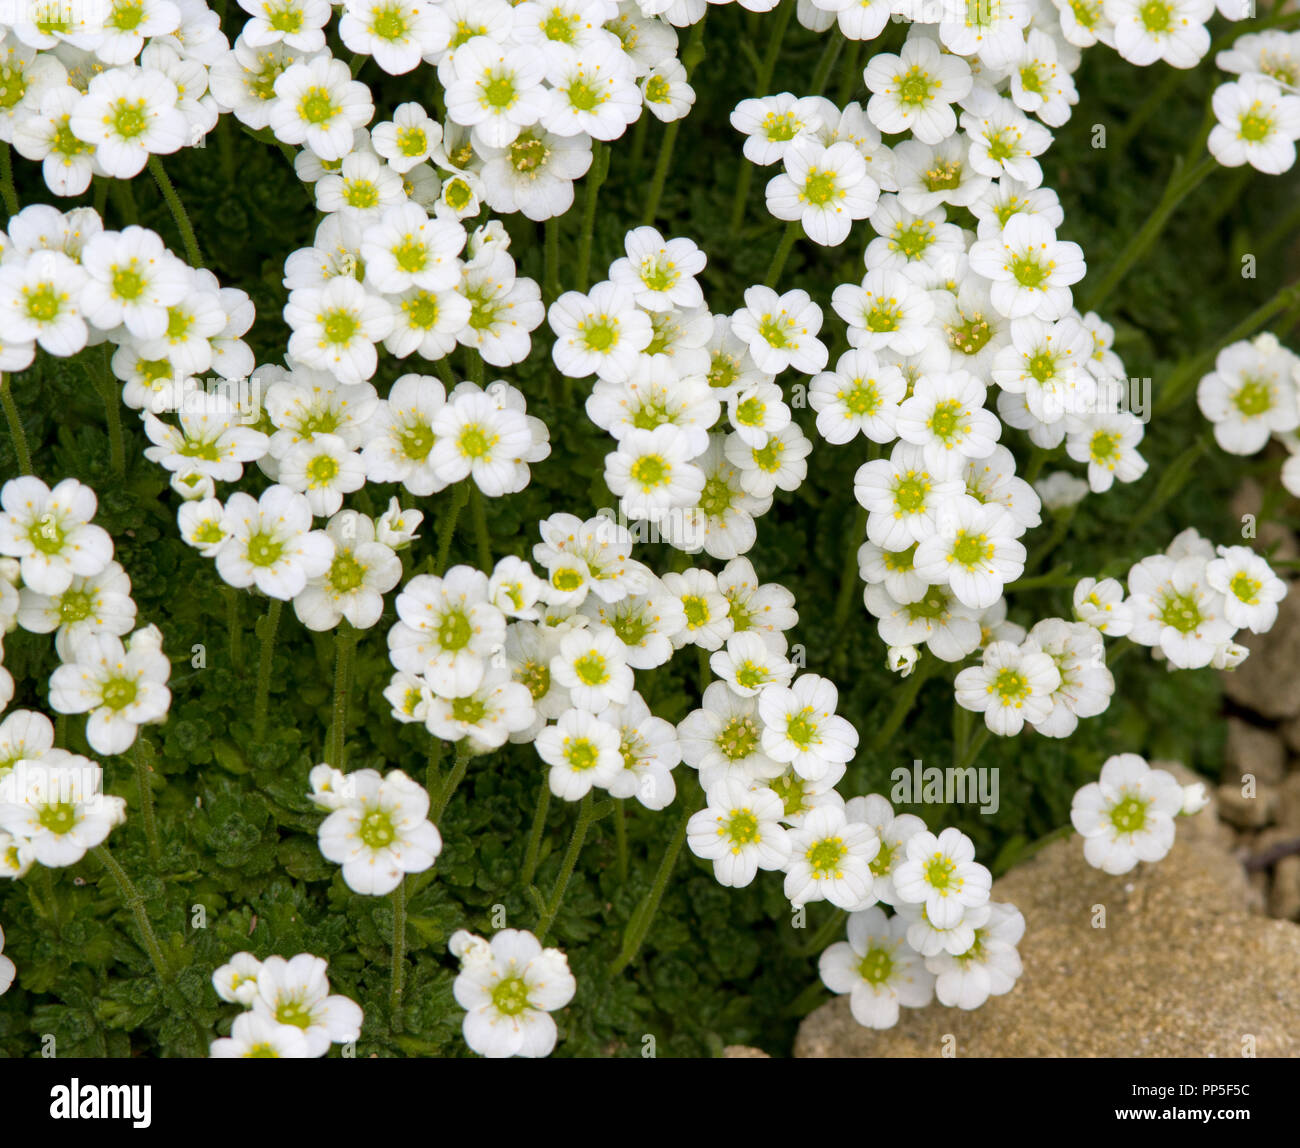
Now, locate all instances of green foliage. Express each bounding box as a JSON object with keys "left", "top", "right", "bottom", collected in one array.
[{"left": 0, "top": 8, "right": 1295, "bottom": 1058}]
